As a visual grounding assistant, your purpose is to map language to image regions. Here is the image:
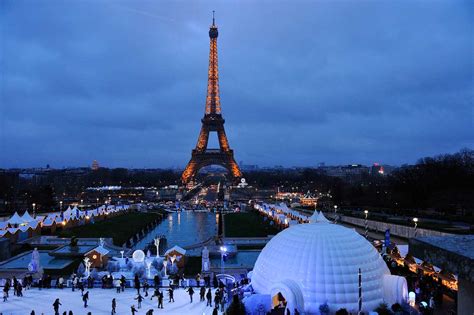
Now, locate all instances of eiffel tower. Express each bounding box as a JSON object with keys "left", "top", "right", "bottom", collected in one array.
[{"left": 181, "top": 13, "right": 242, "bottom": 184}]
